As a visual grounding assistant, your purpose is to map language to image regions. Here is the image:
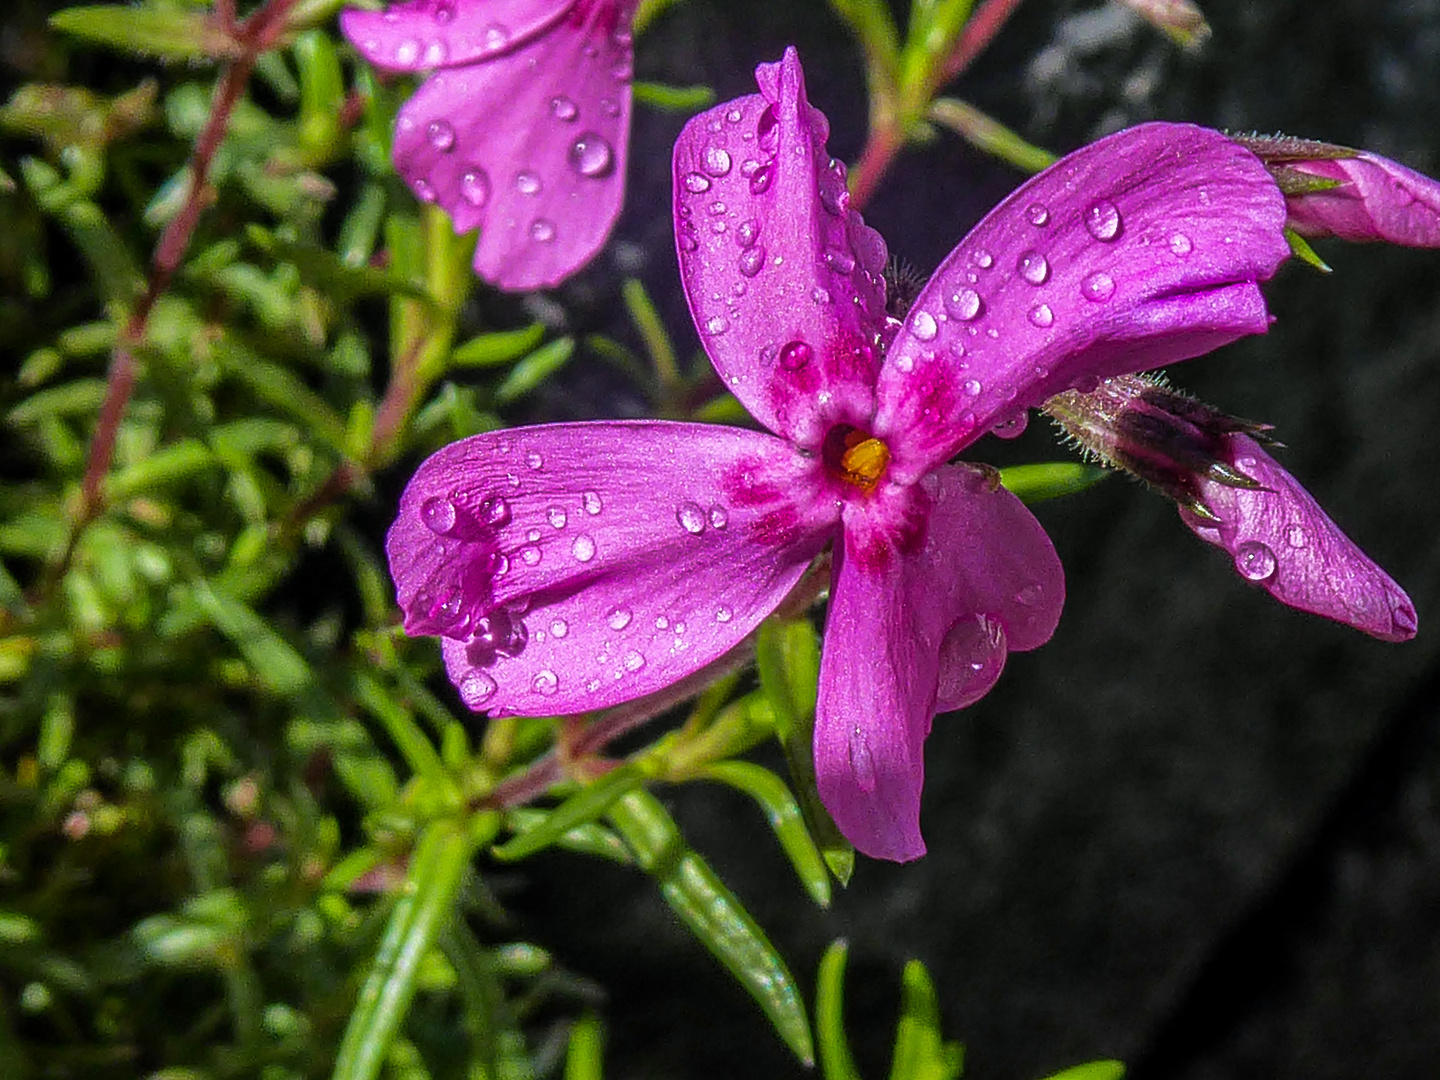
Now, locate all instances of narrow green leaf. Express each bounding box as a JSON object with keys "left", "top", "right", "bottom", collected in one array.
[
  {"left": 6, "top": 378, "right": 107, "bottom": 425},
  {"left": 449, "top": 323, "right": 546, "bottom": 368},
  {"left": 816, "top": 941, "right": 863, "bottom": 1080},
  {"left": 928, "top": 97, "right": 1057, "bottom": 175},
  {"left": 699, "top": 761, "right": 831, "bottom": 908},
  {"left": 505, "top": 809, "right": 634, "bottom": 865},
  {"left": 998, "top": 462, "right": 1109, "bottom": 504},
  {"left": 331, "top": 819, "right": 480, "bottom": 1080},
  {"left": 889, "top": 960, "right": 963, "bottom": 1080},
  {"left": 191, "top": 580, "right": 313, "bottom": 697},
  {"left": 1036, "top": 1063, "right": 1125, "bottom": 1080},
  {"left": 1285, "top": 227, "right": 1332, "bottom": 273},
  {"left": 622, "top": 278, "right": 679, "bottom": 389},
  {"left": 215, "top": 341, "right": 349, "bottom": 454},
  {"left": 494, "top": 336, "right": 575, "bottom": 405},
  {"left": 564, "top": 1015, "right": 606, "bottom": 1080},
  {"left": 49, "top": 6, "right": 241, "bottom": 62},
  {"left": 491, "top": 765, "right": 647, "bottom": 862},
  {"left": 107, "top": 439, "right": 215, "bottom": 499},
  {"left": 632, "top": 81, "right": 716, "bottom": 113},
  {"left": 353, "top": 674, "right": 458, "bottom": 808},
  {"left": 608, "top": 790, "right": 815, "bottom": 1066},
  {"left": 247, "top": 226, "right": 431, "bottom": 300}
]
